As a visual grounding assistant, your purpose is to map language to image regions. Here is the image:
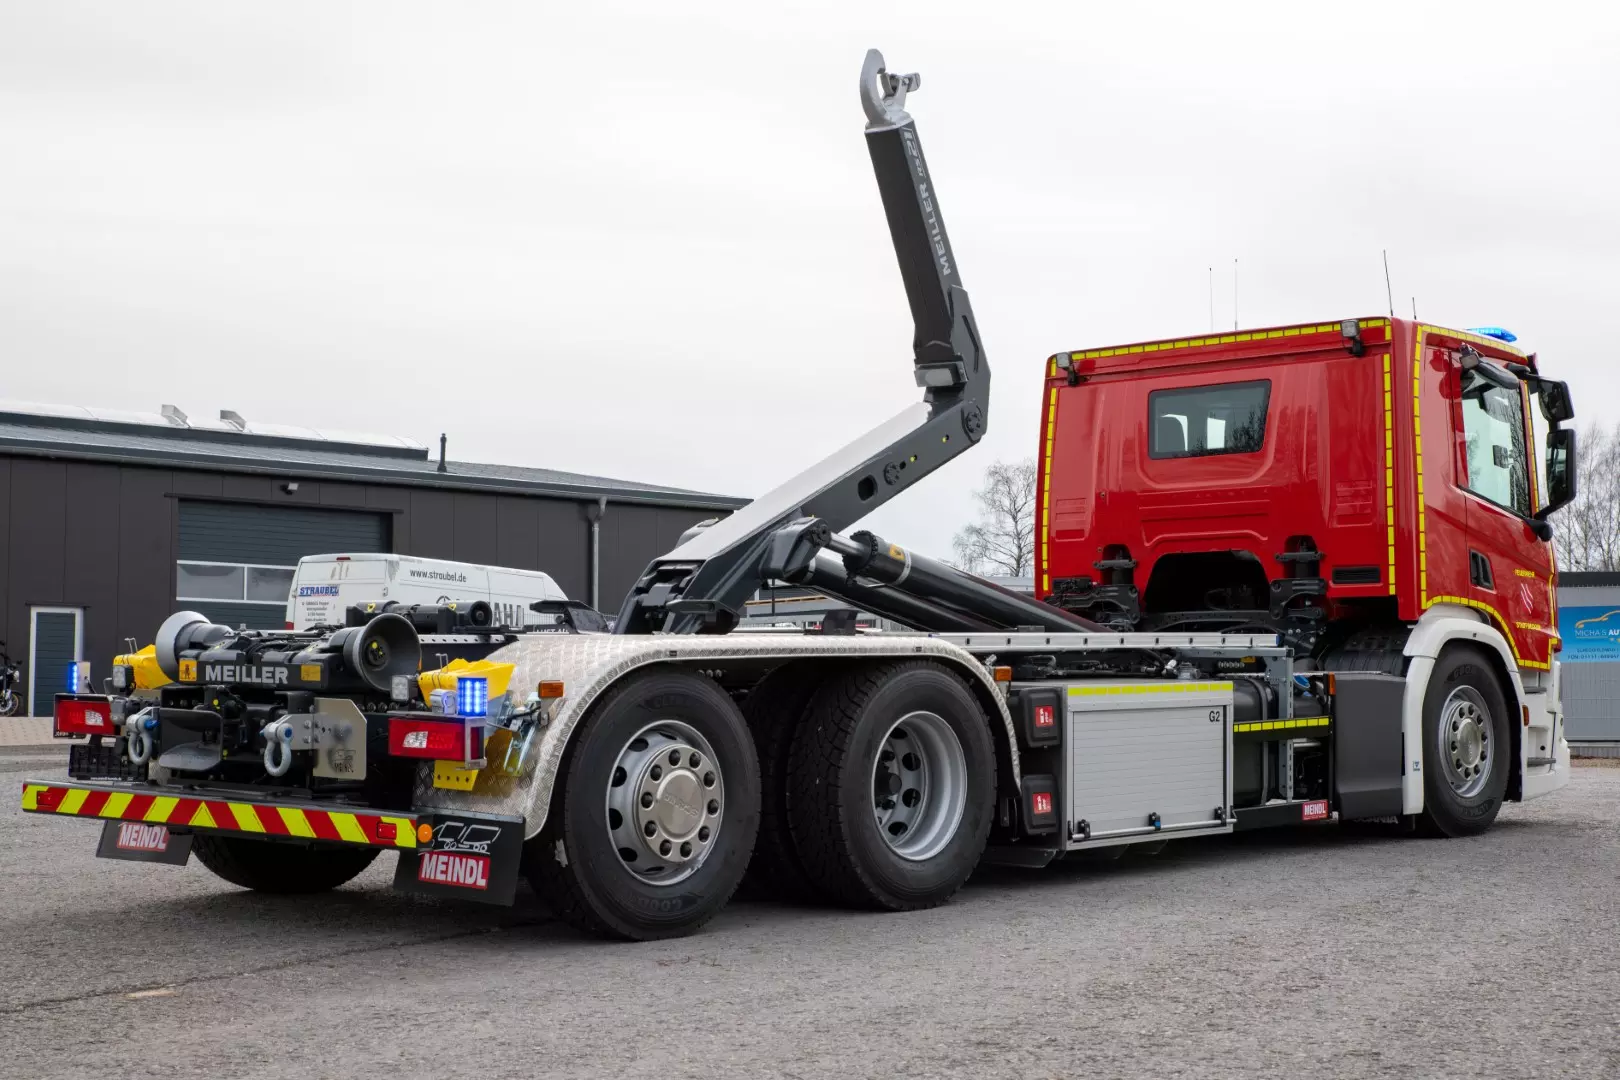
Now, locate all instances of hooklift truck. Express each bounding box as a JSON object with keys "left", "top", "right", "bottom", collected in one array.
[{"left": 22, "top": 50, "right": 1578, "bottom": 940}]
